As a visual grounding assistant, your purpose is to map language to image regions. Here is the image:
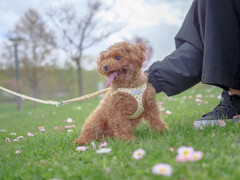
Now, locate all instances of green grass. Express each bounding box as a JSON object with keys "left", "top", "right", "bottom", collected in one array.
[{"left": 0, "top": 85, "right": 240, "bottom": 180}]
